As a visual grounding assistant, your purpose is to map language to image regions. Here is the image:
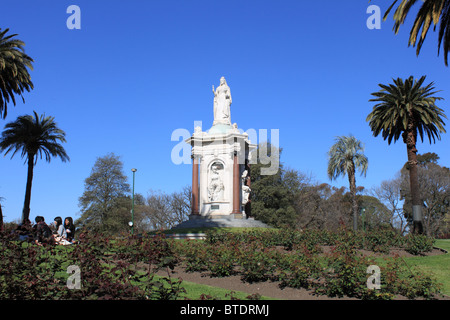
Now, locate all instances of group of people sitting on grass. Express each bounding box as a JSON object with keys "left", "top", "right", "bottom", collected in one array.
[{"left": 13, "top": 215, "right": 76, "bottom": 245}]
